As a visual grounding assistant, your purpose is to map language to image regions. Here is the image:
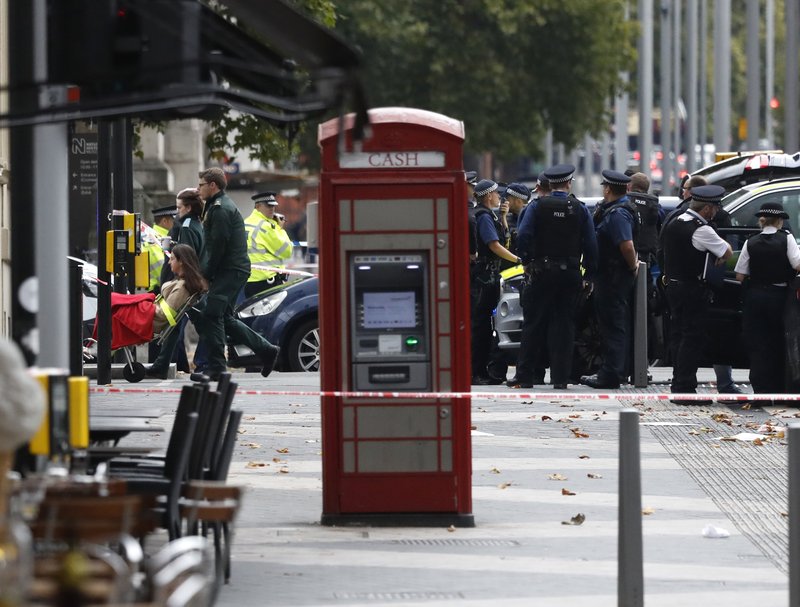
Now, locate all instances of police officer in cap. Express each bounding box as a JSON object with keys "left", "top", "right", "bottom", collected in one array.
[
  {"left": 244, "top": 191, "right": 294, "bottom": 296},
  {"left": 471, "top": 178, "right": 520, "bottom": 384},
  {"left": 735, "top": 201, "right": 800, "bottom": 395},
  {"left": 504, "top": 182, "right": 531, "bottom": 263},
  {"left": 661, "top": 185, "right": 732, "bottom": 403},
  {"left": 511, "top": 164, "right": 597, "bottom": 389},
  {"left": 581, "top": 169, "right": 639, "bottom": 389}
]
